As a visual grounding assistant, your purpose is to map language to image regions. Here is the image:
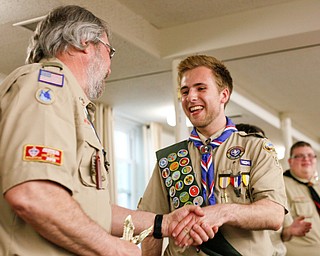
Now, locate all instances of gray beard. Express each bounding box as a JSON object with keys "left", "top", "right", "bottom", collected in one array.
[{"left": 86, "top": 56, "right": 108, "bottom": 100}]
